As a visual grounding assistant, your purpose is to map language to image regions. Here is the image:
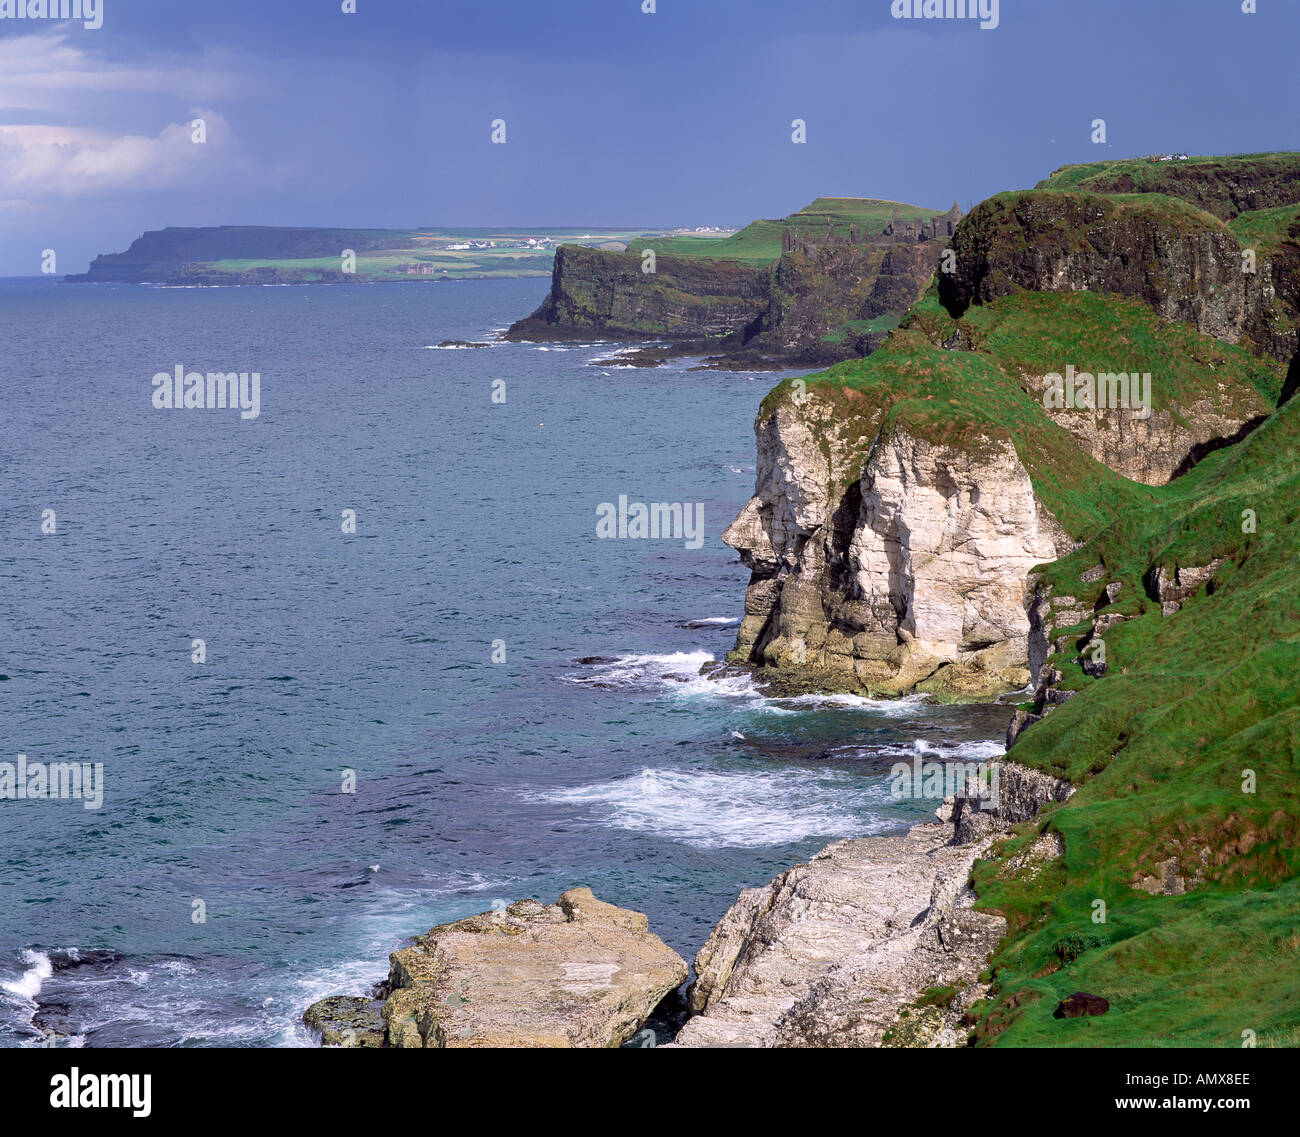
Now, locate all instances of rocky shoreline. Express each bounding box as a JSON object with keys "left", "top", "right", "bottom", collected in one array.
[{"left": 305, "top": 762, "right": 1070, "bottom": 1049}]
